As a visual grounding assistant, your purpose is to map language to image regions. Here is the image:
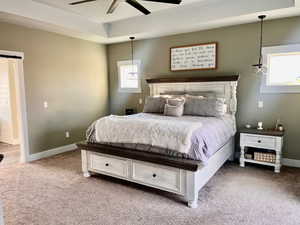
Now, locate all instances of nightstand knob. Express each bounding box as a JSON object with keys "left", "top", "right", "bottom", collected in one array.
[
  {"left": 257, "top": 140, "right": 261, "bottom": 143},
  {"left": 152, "top": 173, "right": 157, "bottom": 178},
  {"left": 105, "top": 163, "right": 109, "bottom": 166}
]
